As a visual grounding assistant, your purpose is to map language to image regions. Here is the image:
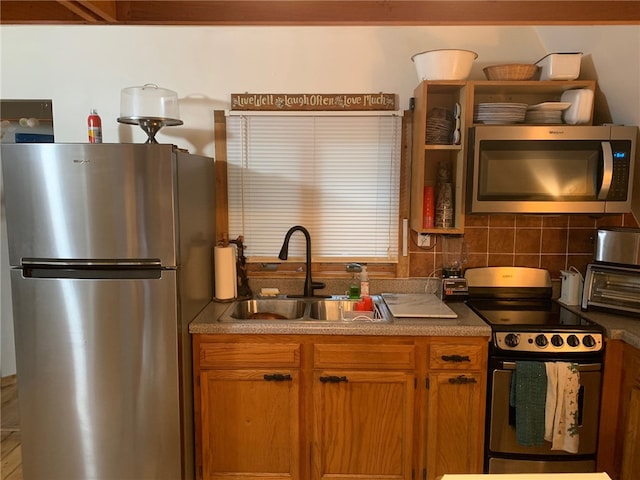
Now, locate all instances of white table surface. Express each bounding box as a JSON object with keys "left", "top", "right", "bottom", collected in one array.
[{"left": 441, "top": 474, "right": 611, "bottom": 480}]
